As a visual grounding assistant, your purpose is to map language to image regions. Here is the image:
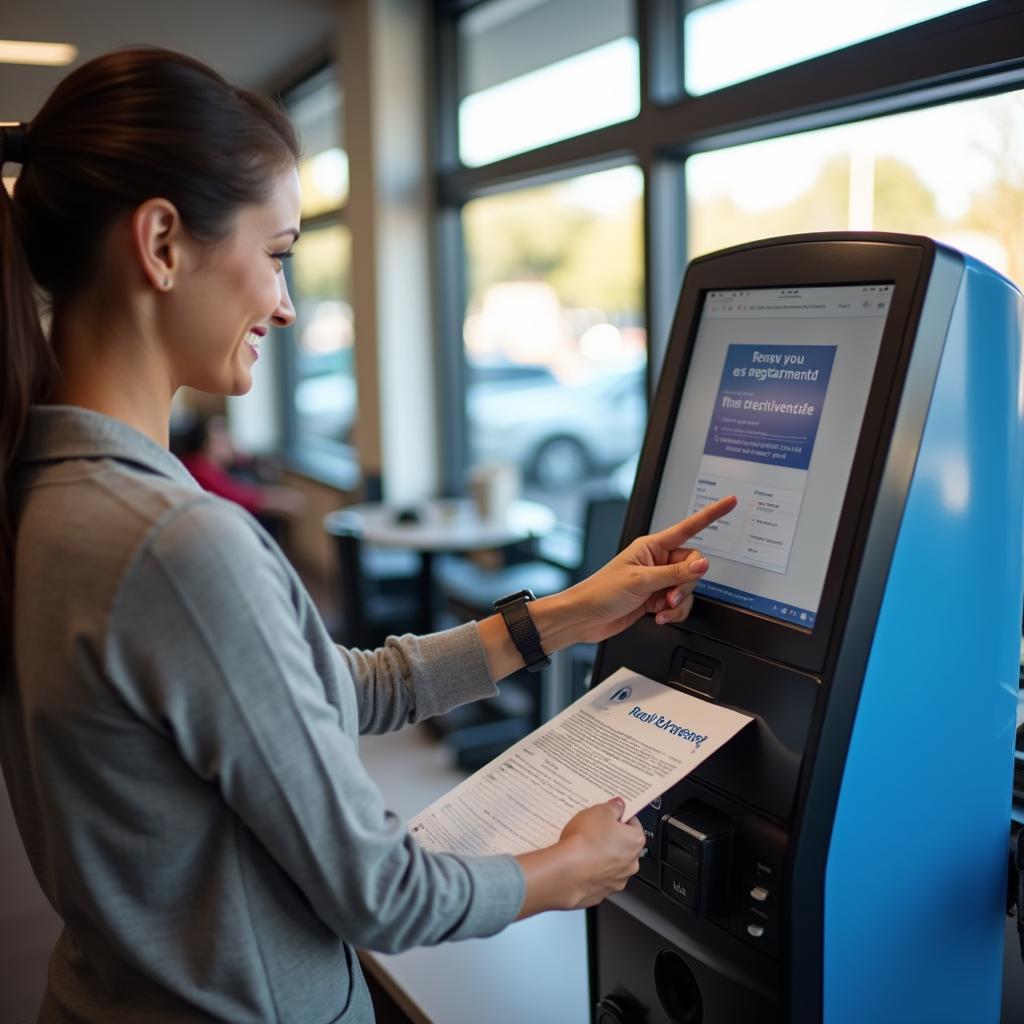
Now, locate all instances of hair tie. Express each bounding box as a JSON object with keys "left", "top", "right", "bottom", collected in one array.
[{"left": 1, "top": 122, "right": 30, "bottom": 166}]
